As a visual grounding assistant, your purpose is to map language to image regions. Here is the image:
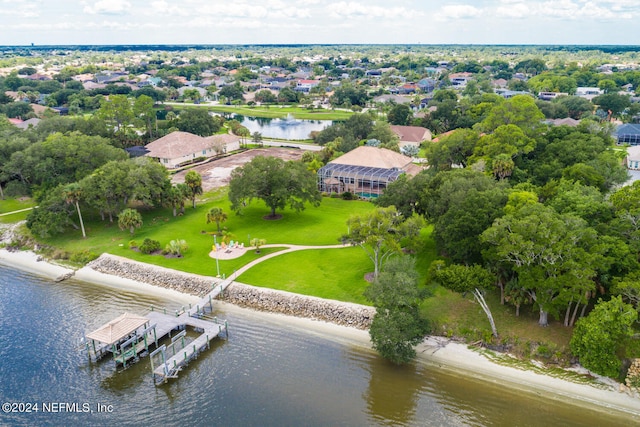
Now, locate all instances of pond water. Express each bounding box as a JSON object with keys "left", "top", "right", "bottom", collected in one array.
[{"left": 235, "top": 114, "right": 333, "bottom": 140}]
